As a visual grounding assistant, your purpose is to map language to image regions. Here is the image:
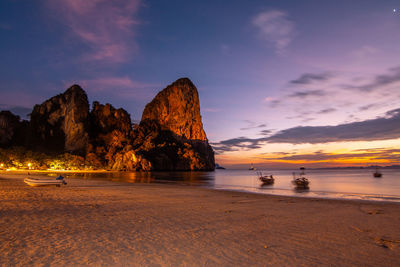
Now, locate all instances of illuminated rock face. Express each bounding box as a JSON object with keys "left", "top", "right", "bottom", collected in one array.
[
  {"left": 135, "top": 78, "right": 215, "bottom": 171},
  {"left": 1, "top": 78, "right": 215, "bottom": 171},
  {"left": 88, "top": 102, "right": 134, "bottom": 170},
  {"left": 30, "top": 85, "right": 90, "bottom": 153},
  {"left": 141, "top": 78, "right": 208, "bottom": 141}
]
